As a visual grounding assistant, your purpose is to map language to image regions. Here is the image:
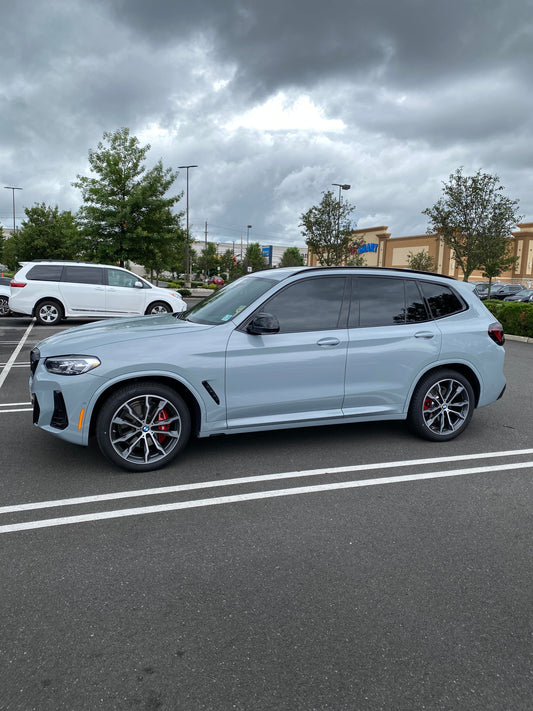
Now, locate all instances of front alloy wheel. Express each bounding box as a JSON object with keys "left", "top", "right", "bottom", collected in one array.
[
  {"left": 408, "top": 370, "right": 474, "bottom": 441},
  {"left": 96, "top": 382, "right": 191, "bottom": 472}
]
